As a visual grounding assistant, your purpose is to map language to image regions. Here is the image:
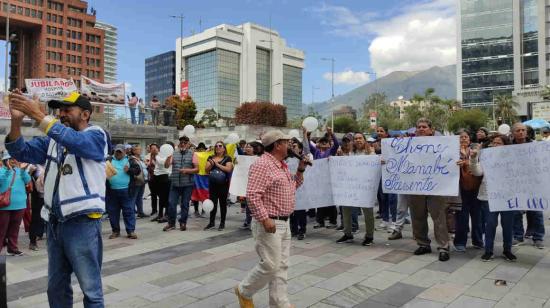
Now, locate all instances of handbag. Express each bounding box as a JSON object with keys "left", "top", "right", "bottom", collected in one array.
[{"left": 0, "top": 171, "right": 17, "bottom": 208}]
